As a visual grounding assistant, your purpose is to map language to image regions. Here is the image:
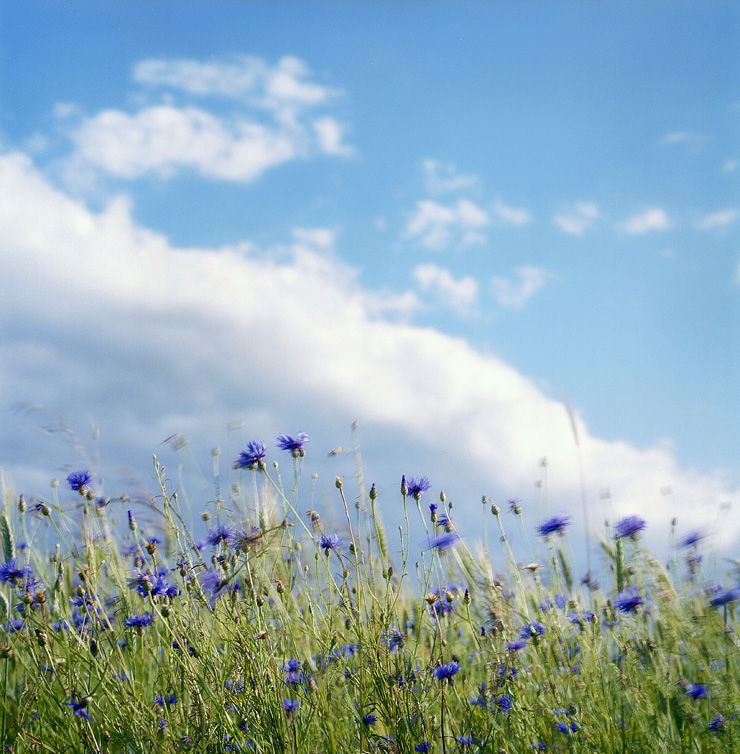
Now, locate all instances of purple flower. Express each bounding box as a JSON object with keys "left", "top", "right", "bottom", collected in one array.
[
  {"left": 497, "top": 694, "right": 513, "bottom": 713},
  {"left": 318, "top": 534, "right": 342, "bottom": 555},
  {"left": 386, "top": 630, "right": 407, "bottom": 653},
  {"left": 556, "top": 721, "right": 579, "bottom": 734},
  {"left": 519, "top": 621, "right": 546, "bottom": 640},
  {"left": 708, "top": 715, "right": 726, "bottom": 733},
  {"left": 538, "top": 514, "right": 570, "bottom": 537},
  {"left": 154, "top": 694, "right": 177, "bottom": 706},
  {"left": 685, "top": 683, "right": 707, "bottom": 699},
  {"left": 414, "top": 744, "right": 431, "bottom": 753},
  {"left": 124, "top": 613, "right": 154, "bottom": 629},
  {"left": 613, "top": 586, "right": 643, "bottom": 613},
  {"left": 64, "top": 696, "right": 90, "bottom": 720},
  {"left": 427, "top": 532, "right": 459, "bottom": 551},
  {"left": 233, "top": 441, "right": 267, "bottom": 470},
  {"left": 200, "top": 570, "right": 232, "bottom": 607},
  {"left": 680, "top": 530, "right": 705, "bottom": 548},
  {"left": 406, "top": 476, "right": 430, "bottom": 500},
  {"left": 709, "top": 585, "right": 740, "bottom": 607},
  {"left": 433, "top": 660, "right": 461, "bottom": 682},
  {"left": 67, "top": 470, "right": 92, "bottom": 492},
  {"left": 207, "top": 524, "right": 234, "bottom": 547},
  {"left": 276, "top": 433, "right": 309, "bottom": 456},
  {"left": 0, "top": 558, "right": 33, "bottom": 587},
  {"left": 282, "top": 698, "right": 300, "bottom": 712},
  {"left": 362, "top": 714, "right": 377, "bottom": 726},
  {"left": 457, "top": 736, "right": 475, "bottom": 746},
  {"left": 614, "top": 515, "right": 646, "bottom": 540},
  {"left": 506, "top": 639, "right": 527, "bottom": 652}
]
